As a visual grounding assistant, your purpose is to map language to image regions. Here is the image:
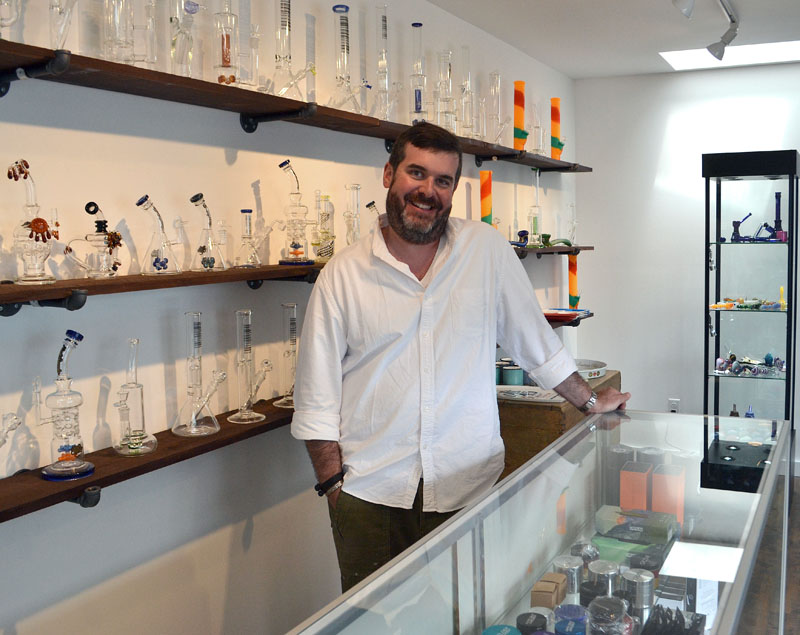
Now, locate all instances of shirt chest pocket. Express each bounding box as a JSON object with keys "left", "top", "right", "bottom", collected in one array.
[{"left": 450, "top": 288, "right": 487, "bottom": 338}]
